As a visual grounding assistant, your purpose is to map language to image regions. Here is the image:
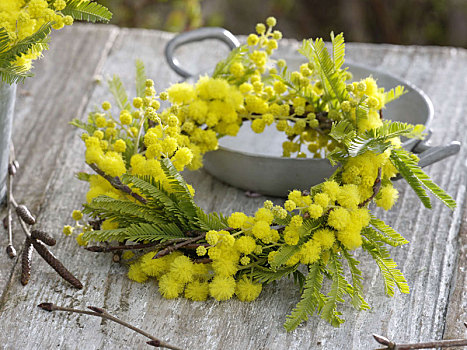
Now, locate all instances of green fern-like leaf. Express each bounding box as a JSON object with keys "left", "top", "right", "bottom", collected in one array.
[
  {"left": 270, "top": 245, "right": 301, "bottom": 269},
  {"left": 370, "top": 216, "right": 409, "bottom": 246},
  {"left": 61, "top": 0, "right": 112, "bottom": 23},
  {"left": 320, "top": 253, "right": 347, "bottom": 327},
  {"left": 284, "top": 264, "right": 325, "bottom": 331},
  {"left": 0, "top": 64, "right": 32, "bottom": 84},
  {"left": 362, "top": 238, "right": 410, "bottom": 296},
  {"left": 341, "top": 248, "right": 370, "bottom": 311},
  {"left": 124, "top": 222, "right": 186, "bottom": 242},
  {"left": 195, "top": 207, "right": 229, "bottom": 231},
  {"left": 83, "top": 227, "right": 128, "bottom": 242},
  {"left": 108, "top": 75, "right": 131, "bottom": 111},
  {"left": 348, "top": 121, "right": 419, "bottom": 157},
  {"left": 391, "top": 149, "right": 456, "bottom": 209},
  {"left": 299, "top": 38, "right": 349, "bottom": 105},
  {"left": 330, "top": 32, "right": 345, "bottom": 70},
  {"left": 159, "top": 158, "right": 198, "bottom": 220},
  {"left": 329, "top": 120, "right": 356, "bottom": 146},
  {"left": 69, "top": 118, "right": 97, "bottom": 134},
  {"left": 384, "top": 85, "right": 406, "bottom": 104},
  {"left": 84, "top": 195, "right": 166, "bottom": 225},
  {"left": 251, "top": 265, "right": 297, "bottom": 284},
  {"left": 0, "top": 27, "right": 10, "bottom": 53},
  {"left": 0, "top": 23, "right": 52, "bottom": 61},
  {"left": 135, "top": 59, "right": 147, "bottom": 98}
]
